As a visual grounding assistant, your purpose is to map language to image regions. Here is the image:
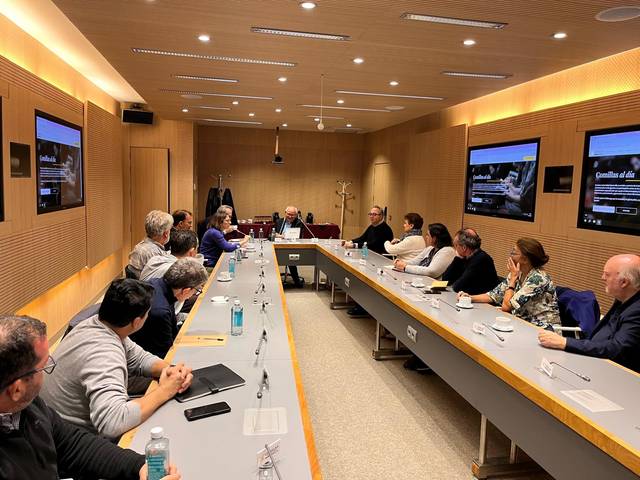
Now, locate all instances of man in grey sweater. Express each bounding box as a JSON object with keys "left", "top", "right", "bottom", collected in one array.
[{"left": 40, "top": 279, "right": 193, "bottom": 440}]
